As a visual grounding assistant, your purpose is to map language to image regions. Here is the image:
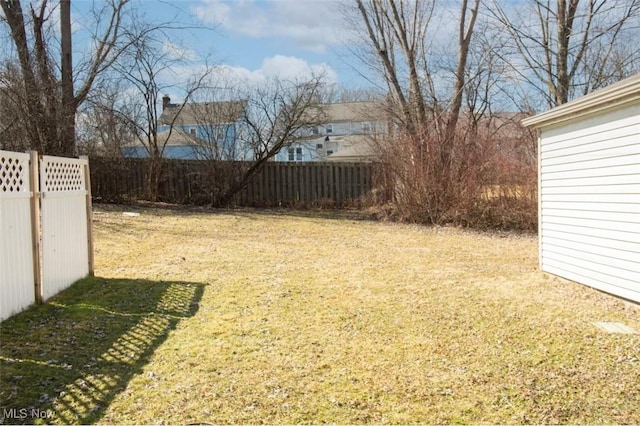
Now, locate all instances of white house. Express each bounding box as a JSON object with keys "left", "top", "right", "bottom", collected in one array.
[
  {"left": 522, "top": 74, "right": 640, "bottom": 303},
  {"left": 276, "top": 101, "right": 387, "bottom": 162}
]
